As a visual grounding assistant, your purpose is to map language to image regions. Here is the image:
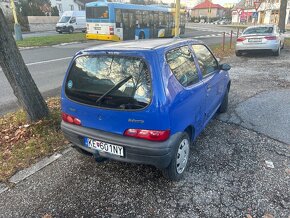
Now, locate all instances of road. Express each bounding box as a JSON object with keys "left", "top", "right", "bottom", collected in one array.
[{"left": 1, "top": 25, "right": 235, "bottom": 115}]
